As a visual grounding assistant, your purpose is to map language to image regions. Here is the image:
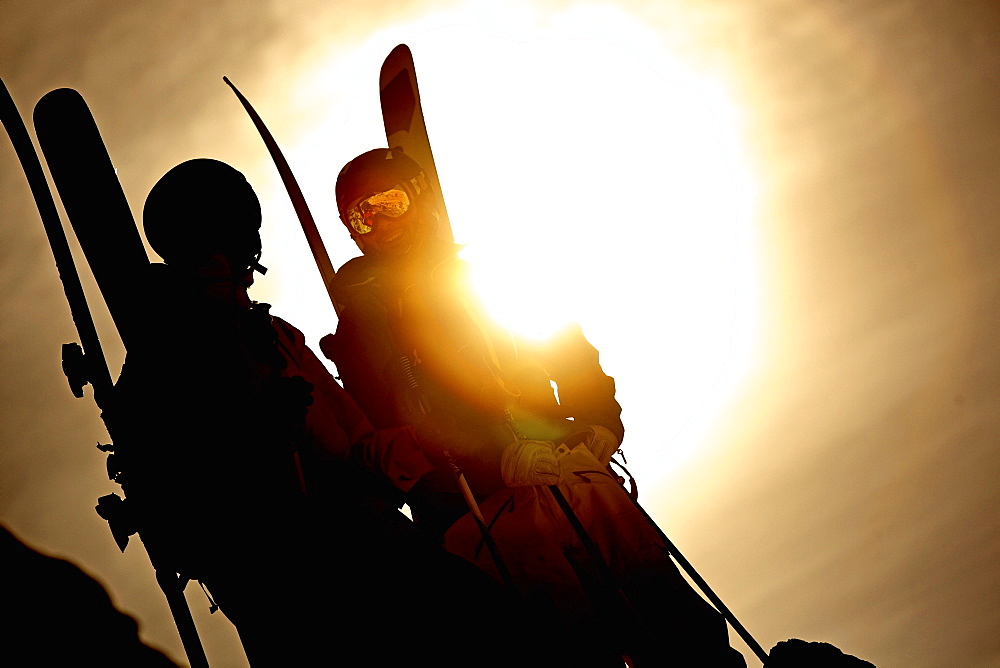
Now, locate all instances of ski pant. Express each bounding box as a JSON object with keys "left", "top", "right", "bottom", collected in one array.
[{"left": 444, "top": 445, "right": 747, "bottom": 667}]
